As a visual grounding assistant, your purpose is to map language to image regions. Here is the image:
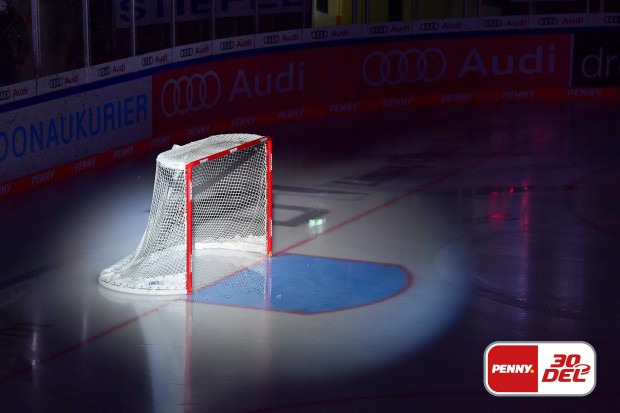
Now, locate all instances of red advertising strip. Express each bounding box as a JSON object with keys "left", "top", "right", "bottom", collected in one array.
[{"left": 0, "top": 136, "right": 170, "bottom": 199}]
